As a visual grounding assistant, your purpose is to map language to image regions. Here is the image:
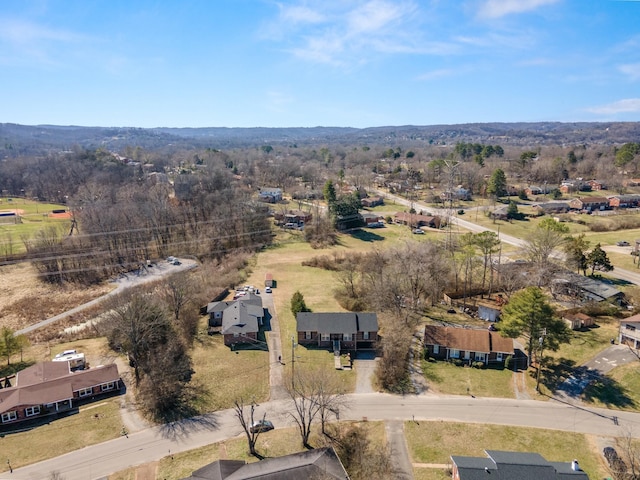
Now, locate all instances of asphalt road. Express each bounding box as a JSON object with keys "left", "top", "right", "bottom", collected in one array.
[
  {"left": 16, "top": 259, "right": 199, "bottom": 335},
  {"left": 376, "top": 189, "right": 640, "bottom": 286},
  {"left": 3, "top": 393, "right": 639, "bottom": 480}
]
